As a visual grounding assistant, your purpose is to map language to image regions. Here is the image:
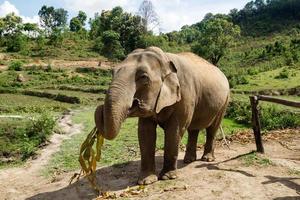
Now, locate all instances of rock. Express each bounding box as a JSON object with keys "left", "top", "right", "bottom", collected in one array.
[{"left": 17, "top": 74, "right": 26, "bottom": 82}]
